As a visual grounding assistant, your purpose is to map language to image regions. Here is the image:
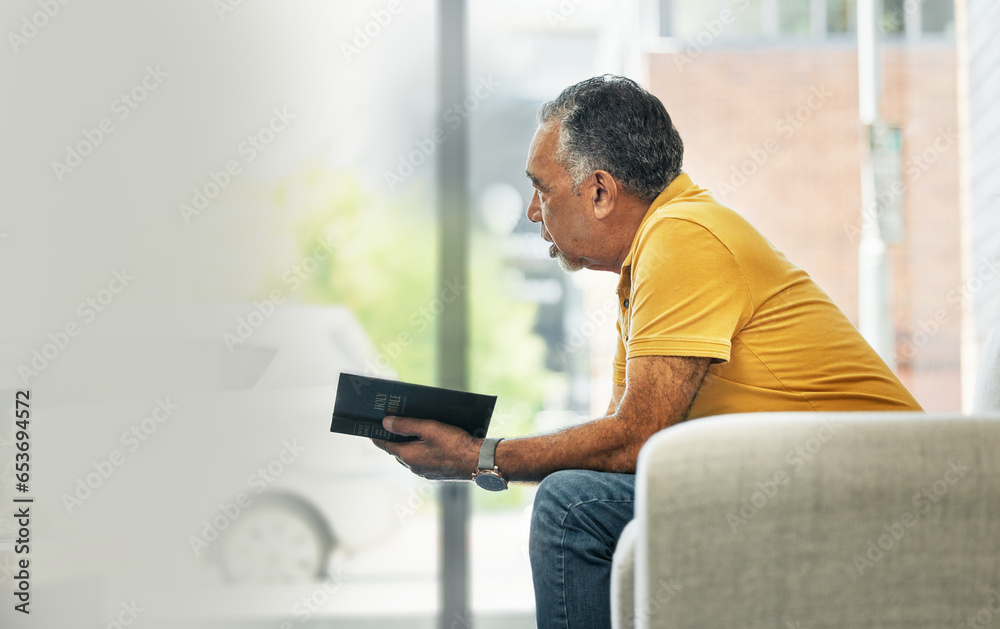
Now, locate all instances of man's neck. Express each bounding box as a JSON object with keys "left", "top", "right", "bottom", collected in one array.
[{"left": 607, "top": 196, "right": 654, "bottom": 274}]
